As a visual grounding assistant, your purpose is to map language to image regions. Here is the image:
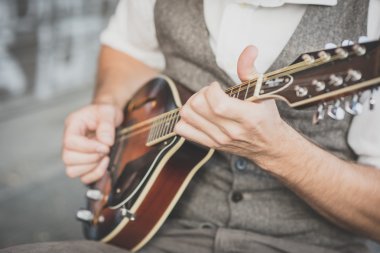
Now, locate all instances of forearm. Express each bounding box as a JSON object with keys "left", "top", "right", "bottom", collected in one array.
[
  {"left": 258, "top": 122, "right": 380, "bottom": 241},
  {"left": 94, "top": 45, "right": 159, "bottom": 109}
]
